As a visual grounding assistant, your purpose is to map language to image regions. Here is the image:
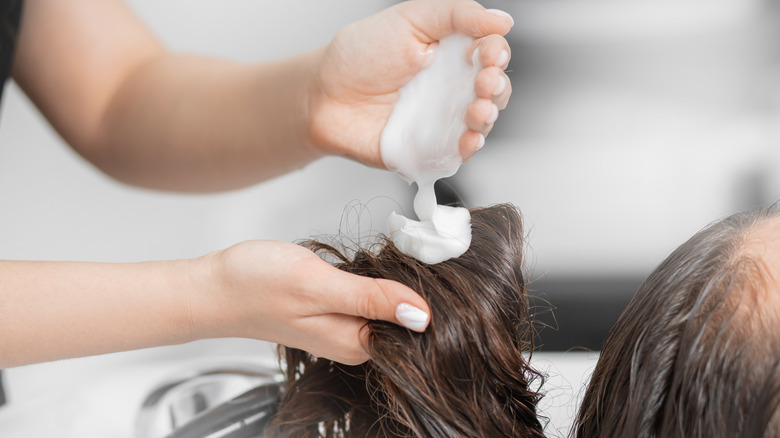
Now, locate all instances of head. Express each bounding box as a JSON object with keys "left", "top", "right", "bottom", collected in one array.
[
  {"left": 266, "top": 204, "right": 546, "bottom": 438},
  {"left": 574, "top": 206, "right": 780, "bottom": 438}
]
